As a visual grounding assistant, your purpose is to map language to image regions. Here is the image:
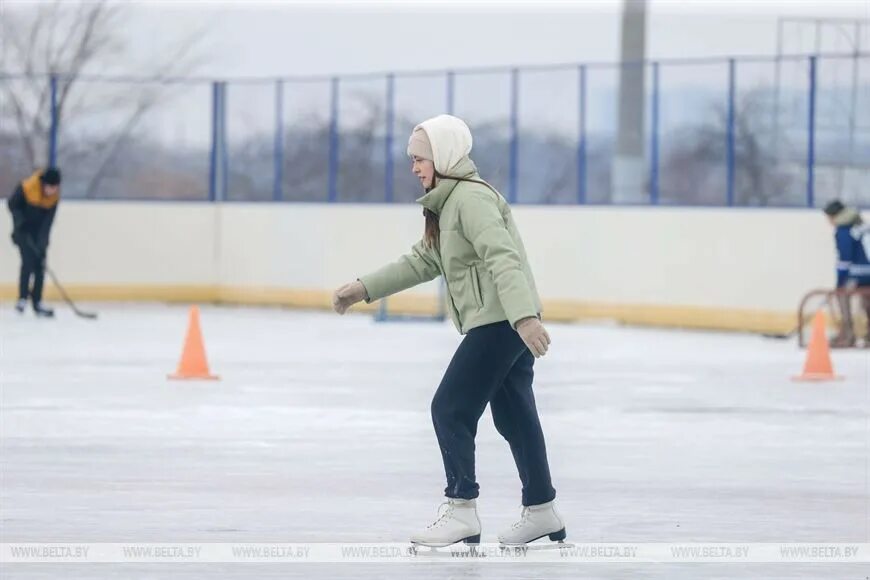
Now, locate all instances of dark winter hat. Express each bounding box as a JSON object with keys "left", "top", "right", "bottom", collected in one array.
[
  {"left": 823, "top": 199, "right": 845, "bottom": 217},
  {"left": 40, "top": 167, "right": 62, "bottom": 186}
]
